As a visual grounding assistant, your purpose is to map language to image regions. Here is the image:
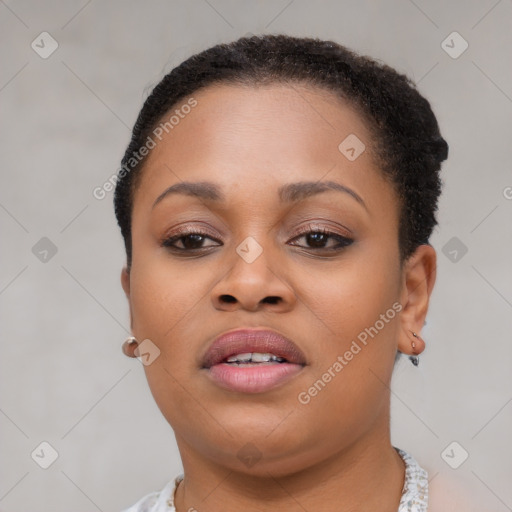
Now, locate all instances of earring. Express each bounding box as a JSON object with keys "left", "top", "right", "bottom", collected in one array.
[
  {"left": 122, "top": 336, "right": 138, "bottom": 357},
  {"left": 409, "top": 330, "right": 421, "bottom": 366}
]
